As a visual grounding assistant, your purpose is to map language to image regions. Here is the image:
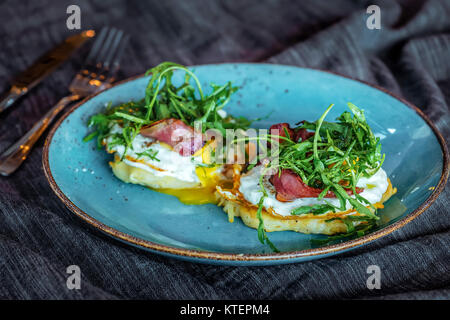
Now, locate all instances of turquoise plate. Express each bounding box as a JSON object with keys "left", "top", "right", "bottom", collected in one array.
[{"left": 43, "top": 63, "right": 448, "bottom": 266}]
